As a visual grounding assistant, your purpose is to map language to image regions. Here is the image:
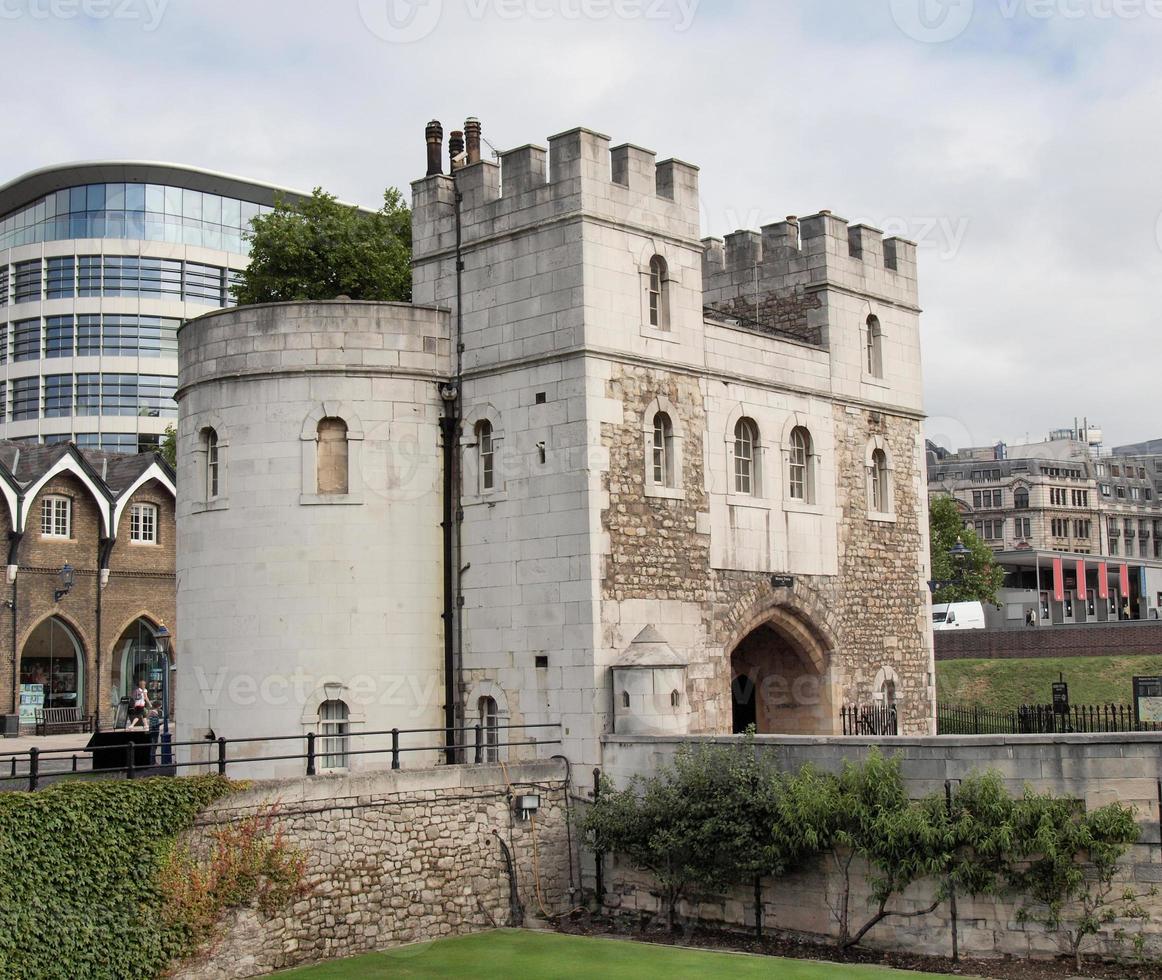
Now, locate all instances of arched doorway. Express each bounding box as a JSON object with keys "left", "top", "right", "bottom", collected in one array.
[
  {"left": 20, "top": 617, "right": 85, "bottom": 716},
  {"left": 111, "top": 618, "right": 170, "bottom": 717},
  {"left": 729, "top": 612, "right": 835, "bottom": 735}
]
